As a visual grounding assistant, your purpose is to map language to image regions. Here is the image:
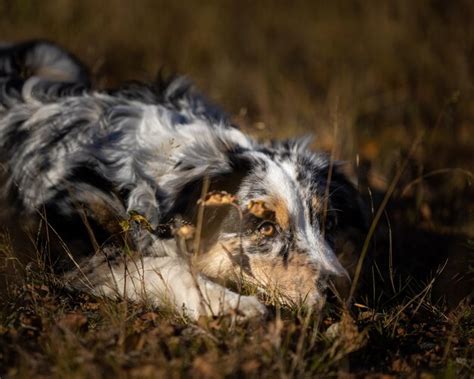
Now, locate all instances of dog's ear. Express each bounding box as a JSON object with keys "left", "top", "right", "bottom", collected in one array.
[
  {"left": 158, "top": 146, "right": 254, "bottom": 223},
  {"left": 158, "top": 75, "right": 231, "bottom": 125},
  {"left": 325, "top": 163, "right": 369, "bottom": 233},
  {"left": 269, "top": 135, "right": 314, "bottom": 153}
]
